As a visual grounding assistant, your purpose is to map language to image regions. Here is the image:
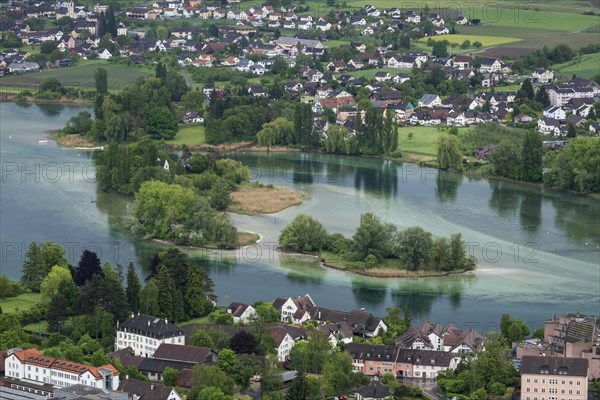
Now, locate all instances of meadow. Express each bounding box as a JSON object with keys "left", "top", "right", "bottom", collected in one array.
[
  {"left": 398, "top": 126, "right": 473, "bottom": 157},
  {"left": 340, "top": 66, "right": 411, "bottom": 79},
  {"left": 0, "top": 62, "right": 152, "bottom": 91},
  {"left": 553, "top": 53, "right": 600, "bottom": 79},
  {"left": 0, "top": 292, "right": 41, "bottom": 314},
  {"left": 166, "top": 124, "right": 206, "bottom": 146},
  {"left": 431, "top": 34, "right": 522, "bottom": 47}
]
